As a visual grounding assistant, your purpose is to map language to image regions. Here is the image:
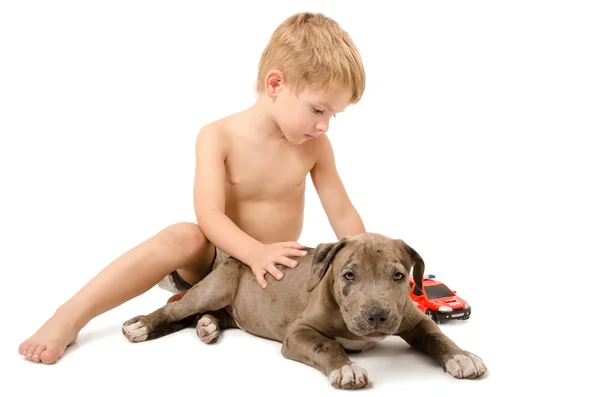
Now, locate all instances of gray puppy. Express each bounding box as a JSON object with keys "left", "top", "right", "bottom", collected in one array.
[{"left": 123, "top": 232, "right": 487, "bottom": 389}]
